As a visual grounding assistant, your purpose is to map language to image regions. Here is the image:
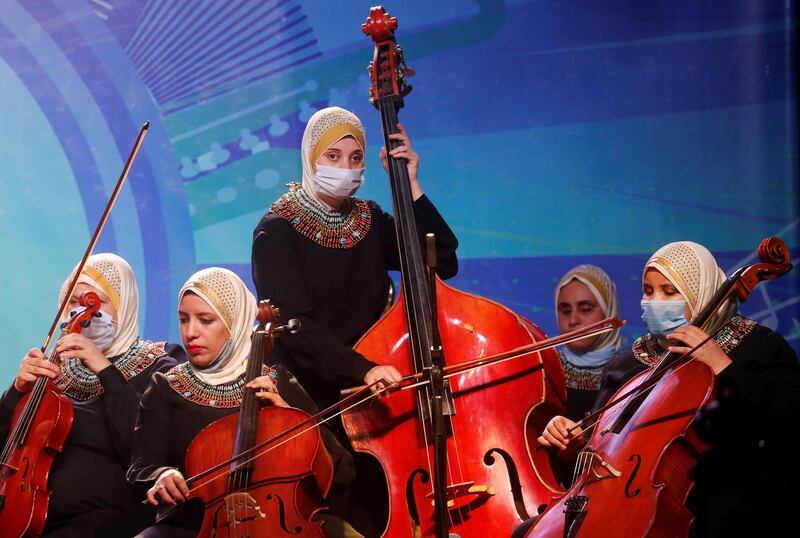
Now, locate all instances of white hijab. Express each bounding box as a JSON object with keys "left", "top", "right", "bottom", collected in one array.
[
  {"left": 644, "top": 241, "right": 736, "bottom": 337},
  {"left": 59, "top": 253, "right": 139, "bottom": 358},
  {"left": 555, "top": 264, "right": 622, "bottom": 367},
  {"left": 300, "top": 106, "right": 366, "bottom": 208},
  {"left": 179, "top": 267, "right": 257, "bottom": 385}
]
